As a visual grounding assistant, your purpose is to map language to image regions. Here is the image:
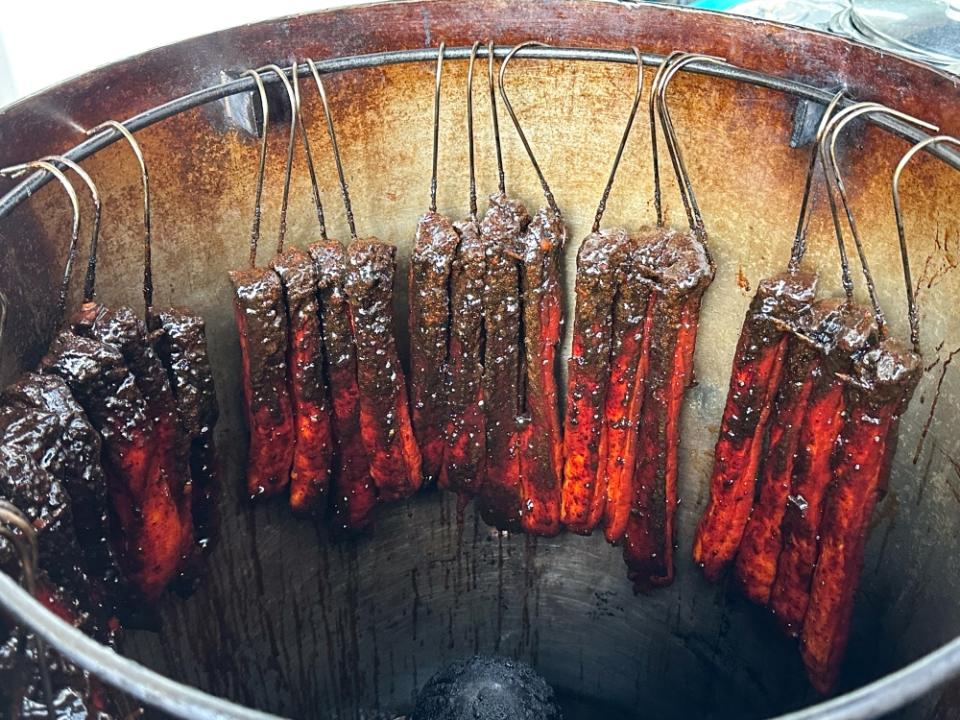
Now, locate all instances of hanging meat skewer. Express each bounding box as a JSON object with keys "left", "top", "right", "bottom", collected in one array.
[
  {"left": 621, "top": 54, "right": 717, "bottom": 590},
  {"left": 410, "top": 44, "right": 461, "bottom": 486},
  {"left": 440, "top": 41, "right": 487, "bottom": 497},
  {"left": 561, "top": 48, "right": 644, "bottom": 535},
  {"left": 499, "top": 42, "right": 567, "bottom": 536}
]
